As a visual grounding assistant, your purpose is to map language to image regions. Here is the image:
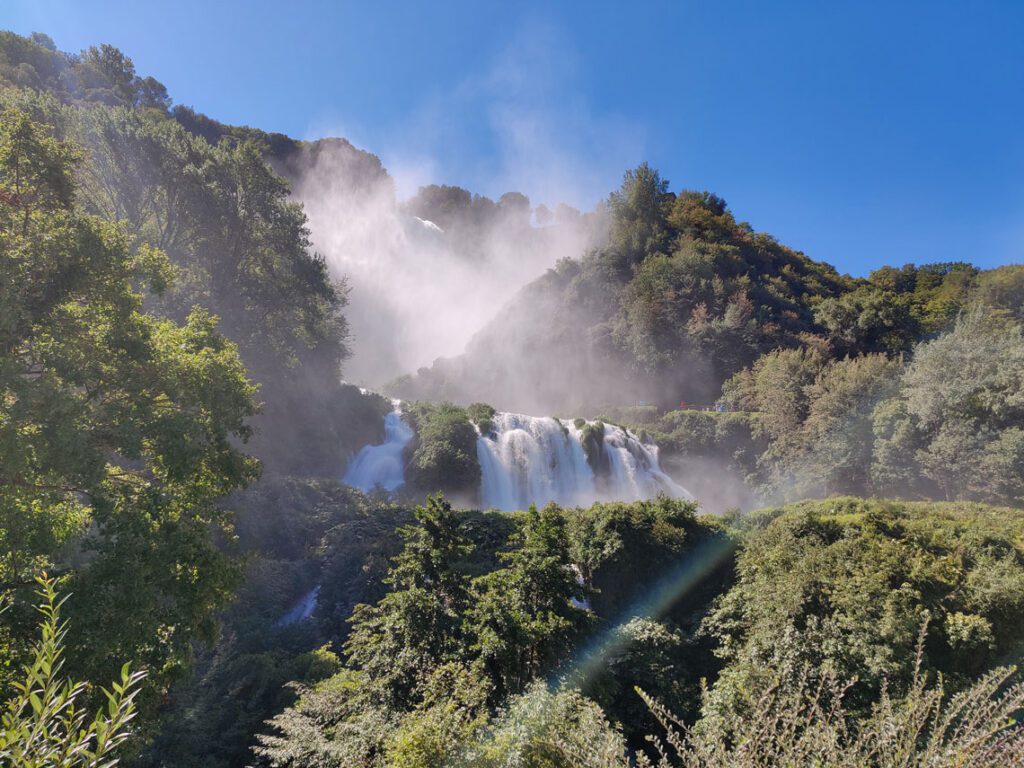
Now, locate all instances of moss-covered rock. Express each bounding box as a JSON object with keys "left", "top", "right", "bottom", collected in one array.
[
  {"left": 579, "top": 420, "right": 607, "bottom": 474},
  {"left": 466, "top": 402, "right": 497, "bottom": 436},
  {"left": 404, "top": 402, "right": 482, "bottom": 500}
]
